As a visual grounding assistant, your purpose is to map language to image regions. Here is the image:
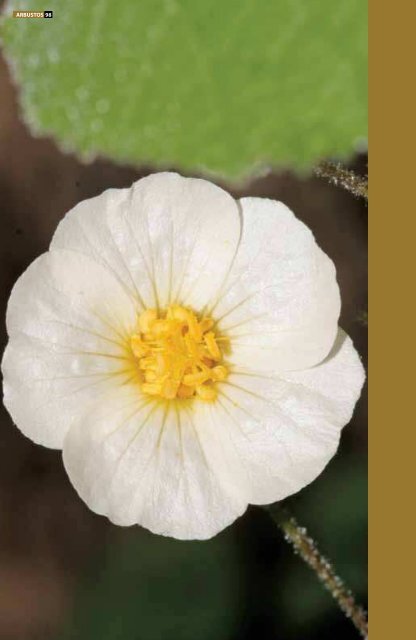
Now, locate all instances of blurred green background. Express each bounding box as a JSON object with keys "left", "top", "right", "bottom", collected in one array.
[{"left": 0, "top": 51, "right": 367, "bottom": 639}]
